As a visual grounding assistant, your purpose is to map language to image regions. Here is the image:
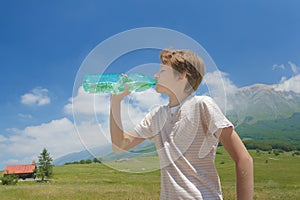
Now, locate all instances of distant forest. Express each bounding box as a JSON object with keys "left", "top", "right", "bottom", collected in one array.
[{"left": 235, "top": 112, "right": 300, "bottom": 152}]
